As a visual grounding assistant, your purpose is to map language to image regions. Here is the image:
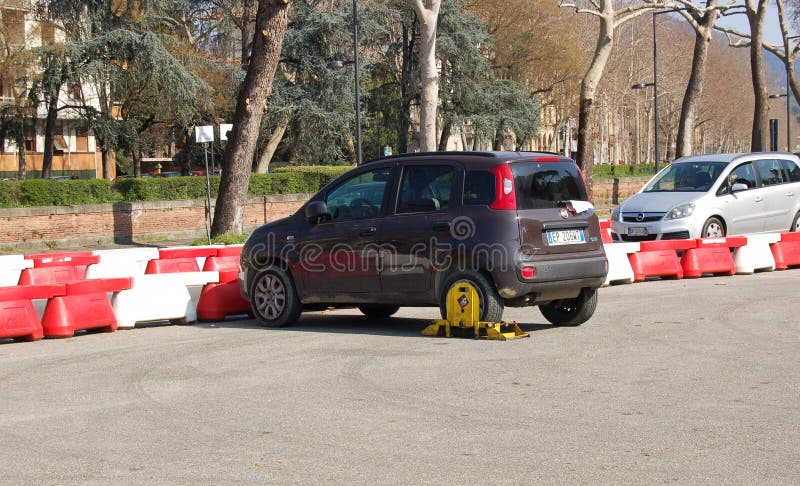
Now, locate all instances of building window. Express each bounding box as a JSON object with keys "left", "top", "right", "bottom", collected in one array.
[
  {"left": 75, "top": 126, "right": 89, "bottom": 152},
  {"left": 1, "top": 9, "right": 26, "bottom": 46},
  {"left": 40, "top": 20, "right": 55, "bottom": 44}
]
